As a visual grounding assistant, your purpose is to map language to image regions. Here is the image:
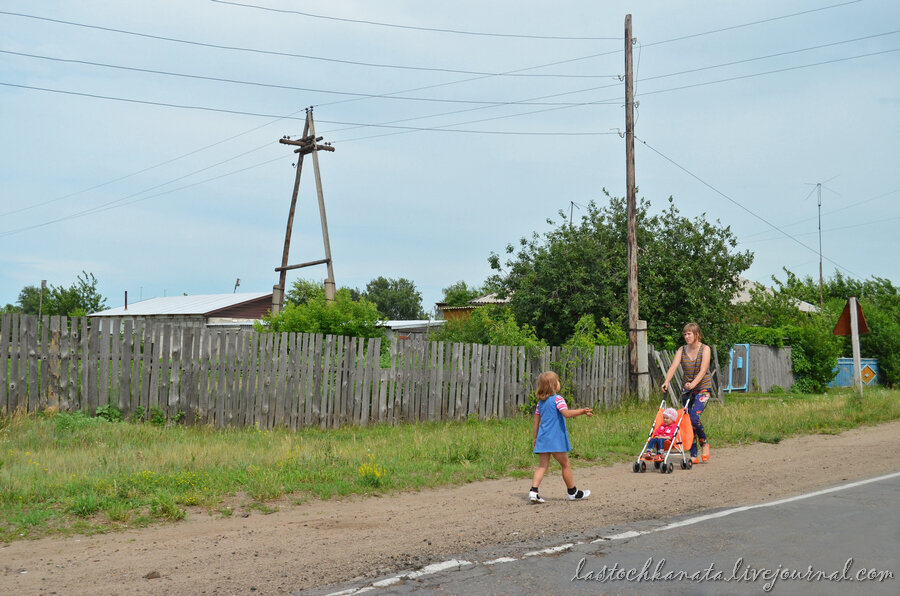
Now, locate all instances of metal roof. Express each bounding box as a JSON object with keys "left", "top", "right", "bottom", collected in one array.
[
  {"left": 731, "top": 278, "right": 818, "bottom": 313},
  {"left": 89, "top": 292, "right": 271, "bottom": 317}
]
